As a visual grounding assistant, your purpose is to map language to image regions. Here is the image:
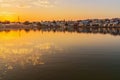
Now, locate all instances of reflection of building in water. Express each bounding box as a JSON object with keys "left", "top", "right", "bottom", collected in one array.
[
  {"left": 36, "top": 27, "right": 120, "bottom": 36},
  {"left": 1, "top": 27, "right": 120, "bottom": 37},
  {"left": 76, "top": 28, "right": 120, "bottom": 36}
]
